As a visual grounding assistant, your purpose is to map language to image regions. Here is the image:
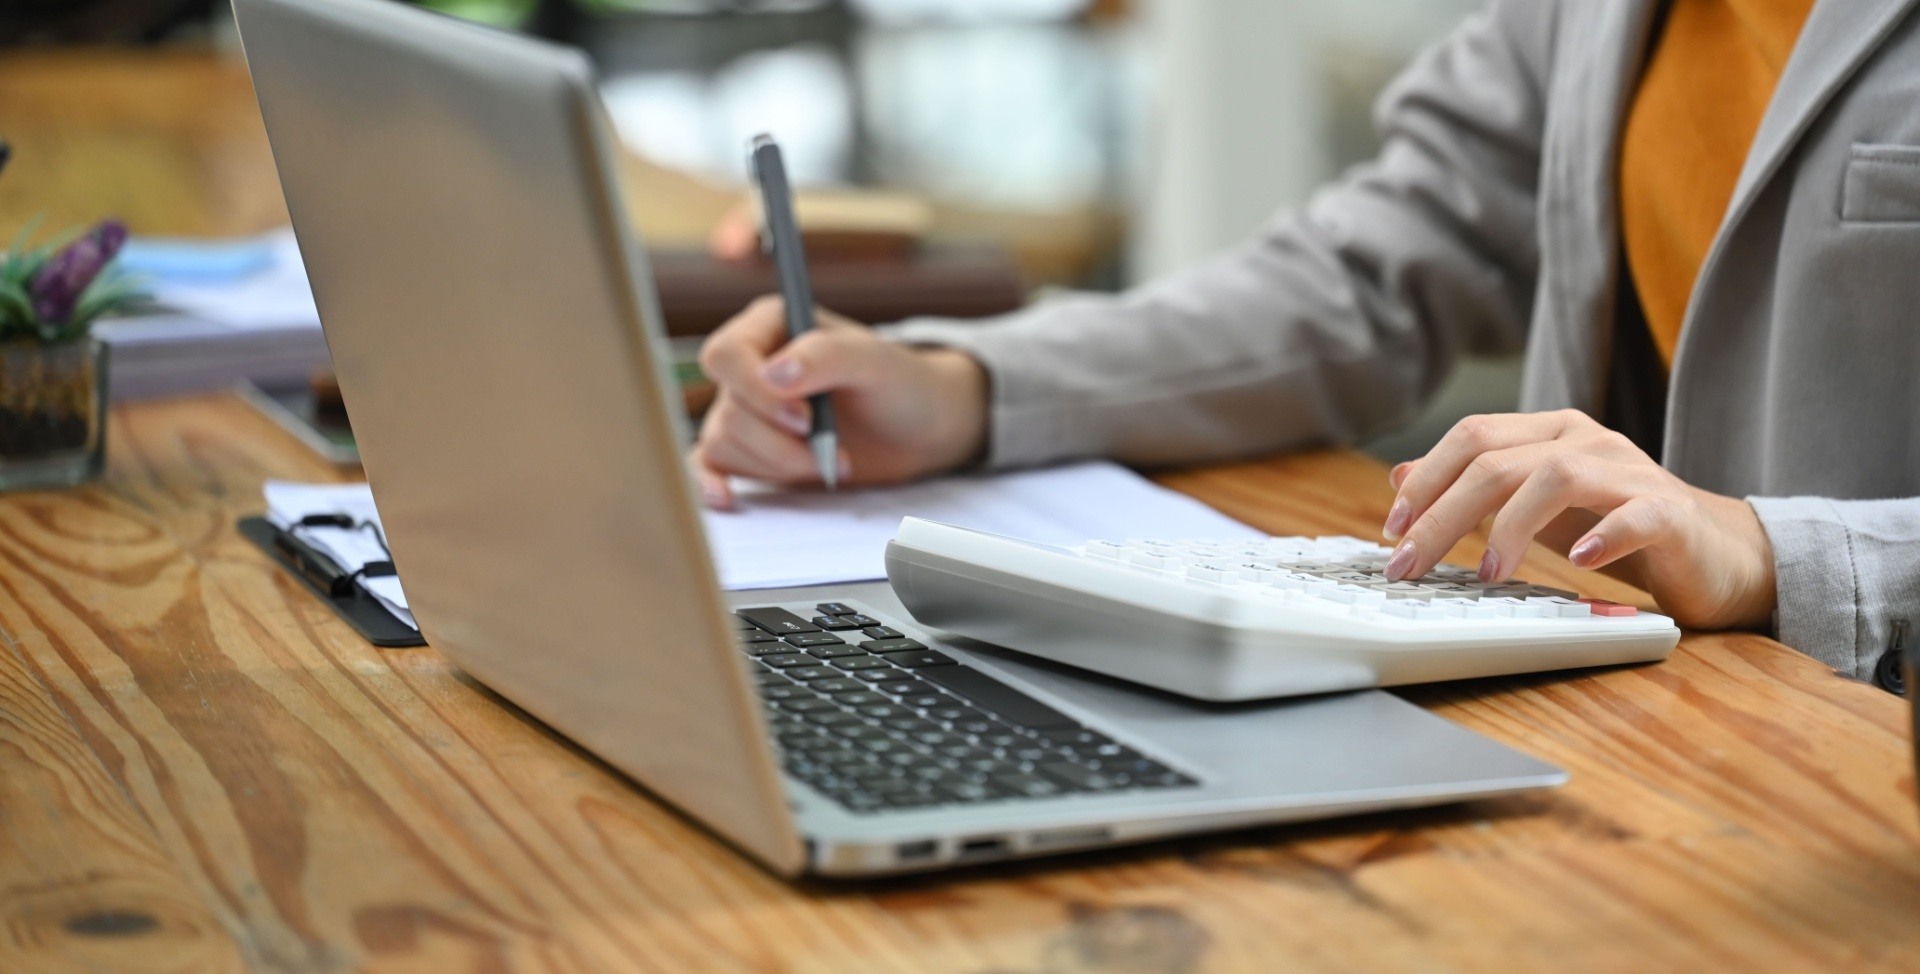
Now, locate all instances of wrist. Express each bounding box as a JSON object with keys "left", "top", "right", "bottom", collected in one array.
[
  {"left": 1706, "top": 492, "right": 1779, "bottom": 630},
  {"left": 919, "top": 347, "right": 990, "bottom": 472}
]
